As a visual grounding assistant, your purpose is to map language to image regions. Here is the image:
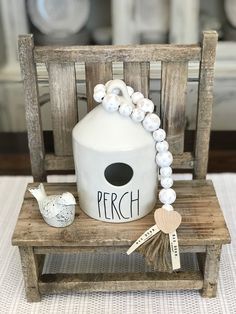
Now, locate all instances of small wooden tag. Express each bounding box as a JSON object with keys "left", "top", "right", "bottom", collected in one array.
[{"left": 154, "top": 207, "right": 182, "bottom": 234}]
